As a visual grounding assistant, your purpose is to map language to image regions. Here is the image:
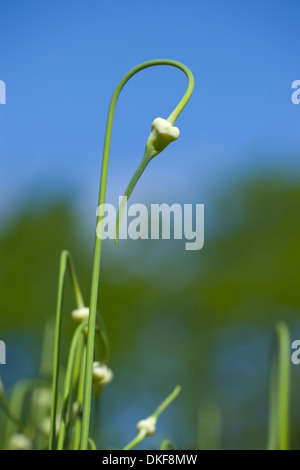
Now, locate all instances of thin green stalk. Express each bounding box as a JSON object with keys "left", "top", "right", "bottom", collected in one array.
[
  {"left": 88, "top": 437, "right": 97, "bottom": 450},
  {"left": 63, "top": 336, "right": 84, "bottom": 449},
  {"left": 95, "top": 325, "right": 110, "bottom": 363},
  {"left": 74, "top": 320, "right": 109, "bottom": 448},
  {"left": 72, "top": 336, "right": 84, "bottom": 391},
  {"left": 40, "top": 319, "right": 56, "bottom": 379},
  {"left": 57, "top": 322, "right": 87, "bottom": 450},
  {"left": 73, "top": 347, "right": 86, "bottom": 450},
  {"left": 277, "top": 323, "right": 290, "bottom": 450},
  {"left": 81, "top": 60, "right": 194, "bottom": 450},
  {"left": 267, "top": 356, "right": 278, "bottom": 450},
  {"left": 115, "top": 154, "right": 150, "bottom": 243},
  {"left": 151, "top": 385, "right": 181, "bottom": 420},
  {"left": 160, "top": 440, "right": 175, "bottom": 450},
  {"left": 49, "top": 250, "right": 85, "bottom": 450},
  {"left": 267, "top": 322, "right": 290, "bottom": 450},
  {"left": 123, "top": 429, "right": 147, "bottom": 451}
]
